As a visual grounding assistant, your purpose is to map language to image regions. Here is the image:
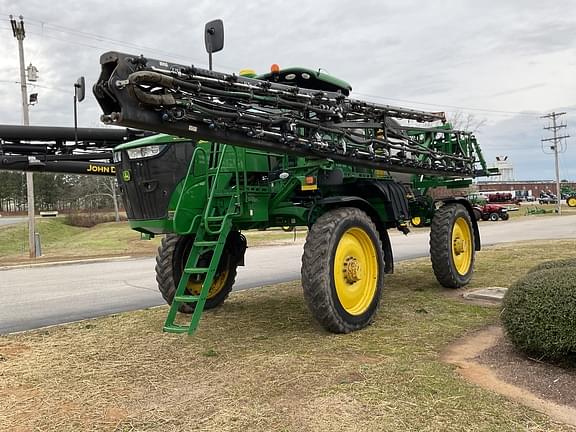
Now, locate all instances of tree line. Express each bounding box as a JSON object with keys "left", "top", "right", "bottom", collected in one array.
[{"left": 0, "top": 172, "right": 121, "bottom": 214}]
